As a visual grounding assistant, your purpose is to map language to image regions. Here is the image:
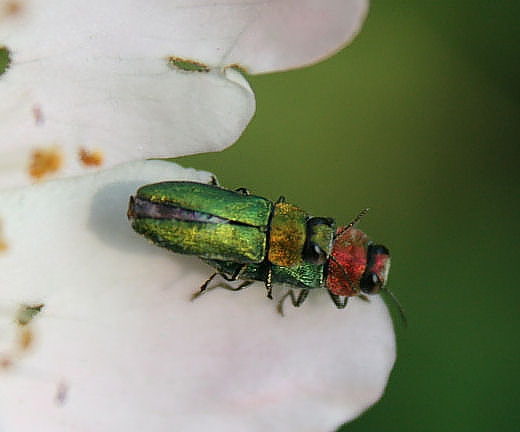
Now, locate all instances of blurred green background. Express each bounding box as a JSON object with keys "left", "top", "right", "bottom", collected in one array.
[{"left": 179, "top": 2, "right": 520, "bottom": 431}]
